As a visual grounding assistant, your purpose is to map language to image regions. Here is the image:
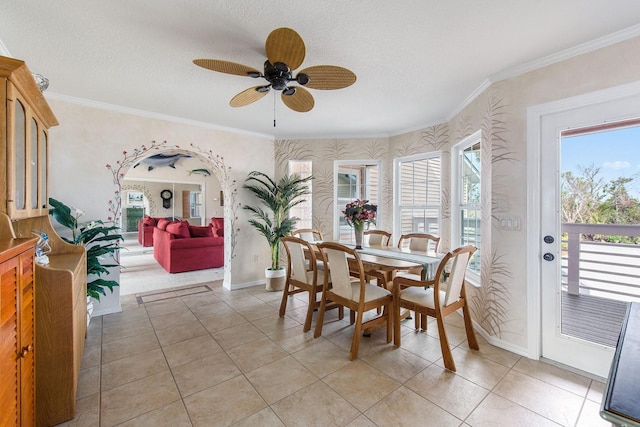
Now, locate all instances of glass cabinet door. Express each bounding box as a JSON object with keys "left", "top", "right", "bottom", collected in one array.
[
  {"left": 30, "top": 118, "right": 38, "bottom": 209},
  {"left": 14, "top": 99, "right": 26, "bottom": 211},
  {"left": 41, "top": 131, "right": 48, "bottom": 209}
]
